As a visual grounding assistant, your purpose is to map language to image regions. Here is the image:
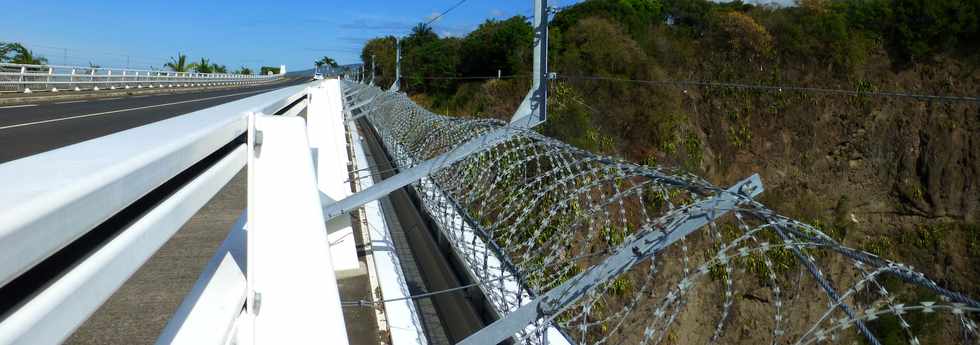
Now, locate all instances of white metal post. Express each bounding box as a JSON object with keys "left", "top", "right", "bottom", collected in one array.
[
  {"left": 390, "top": 39, "right": 401, "bottom": 91},
  {"left": 510, "top": 0, "right": 549, "bottom": 128},
  {"left": 19, "top": 66, "right": 26, "bottom": 93},
  {"left": 370, "top": 54, "right": 376, "bottom": 86},
  {"left": 90, "top": 68, "right": 98, "bottom": 91}
]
